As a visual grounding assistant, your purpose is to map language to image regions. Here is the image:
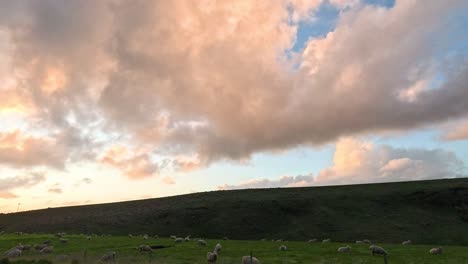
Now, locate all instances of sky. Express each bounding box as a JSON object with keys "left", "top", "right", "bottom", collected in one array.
[{"left": 1, "top": 0, "right": 468, "bottom": 212}]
